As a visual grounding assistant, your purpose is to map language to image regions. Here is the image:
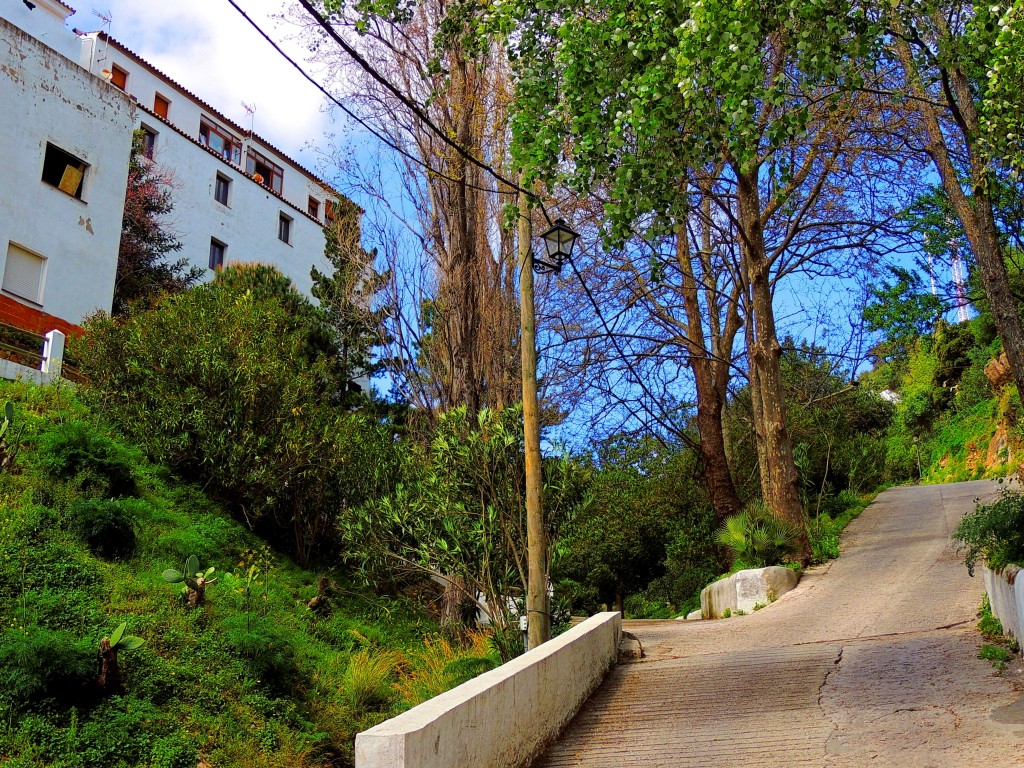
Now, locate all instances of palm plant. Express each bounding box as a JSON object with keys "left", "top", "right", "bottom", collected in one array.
[{"left": 717, "top": 500, "right": 801, "bottom": 569}]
